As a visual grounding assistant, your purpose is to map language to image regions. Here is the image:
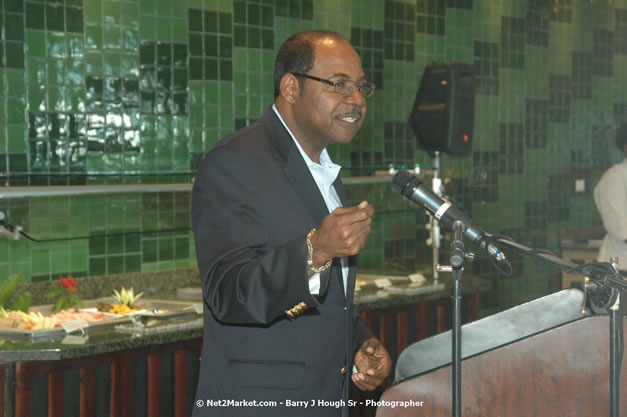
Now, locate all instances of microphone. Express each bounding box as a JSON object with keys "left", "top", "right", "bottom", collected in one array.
[{"left": 392, "top": 170, "right": 506, "bottom": 263}]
